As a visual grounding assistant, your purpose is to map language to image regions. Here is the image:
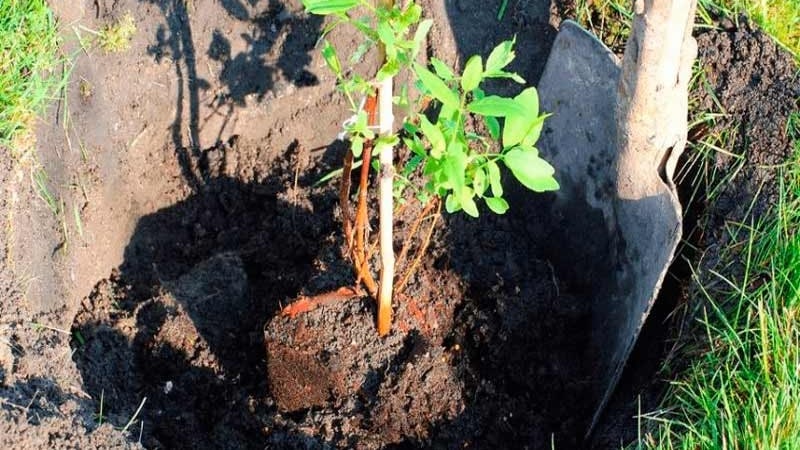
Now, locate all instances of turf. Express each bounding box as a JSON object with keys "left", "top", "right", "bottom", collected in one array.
[
  {"left": 641, "top": 114, "right": 800, "bottom": 449},
  {"left": 0, "top": 0, "right": 62, "bottom": 154}
]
